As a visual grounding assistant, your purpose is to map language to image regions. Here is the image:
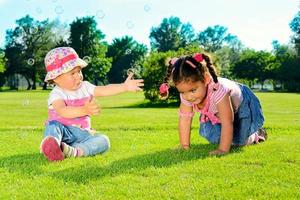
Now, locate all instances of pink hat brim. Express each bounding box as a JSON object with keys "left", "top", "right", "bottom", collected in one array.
[{"left": 44, "top": 58, "right": 87, "bottom": 82}]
